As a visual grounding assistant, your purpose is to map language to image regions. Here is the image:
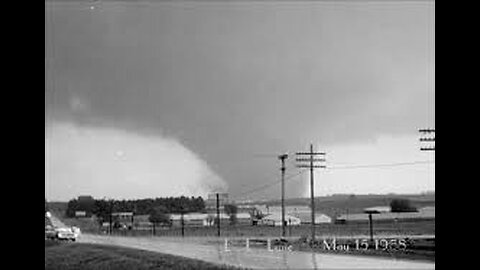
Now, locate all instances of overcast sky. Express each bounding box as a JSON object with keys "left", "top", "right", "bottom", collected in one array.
[{"left": 45, "top": 0, "right": 434, "bottom": 202}]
